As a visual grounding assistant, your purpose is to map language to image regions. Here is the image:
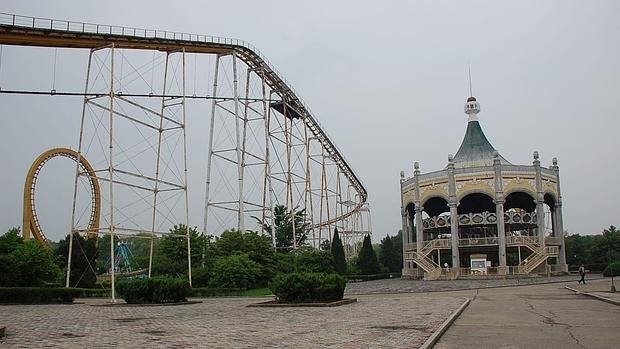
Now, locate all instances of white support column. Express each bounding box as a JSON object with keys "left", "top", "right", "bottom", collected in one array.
[
  {"left": 413, "top": 162, "right": 423, "bottom": 252},
  {"left": 203, "top": 55, "right": 220, "bottom": 235},
  {"left": 493, "top": 152, "right": 507, "bottom": 269},
  {"left": 552, "top": 157, "right": 567, "bottom": 272},
  {"left": 533, "top": 152, "right": 545, "bottom": 246},
  {"left": 231, "top": 52, "right": 245, "bottom": 232},
  {"left": 447, "top": 156, "right": 460, "bottom": 270},
  {"left": 108, "top": 44, "right": 116, "bottom": 302},
  {"left": 400, "top": 171, "right": 408, "bottom": 274},
  {"left": 67, "top": 47, "right": 95, "bottom": 288}
]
